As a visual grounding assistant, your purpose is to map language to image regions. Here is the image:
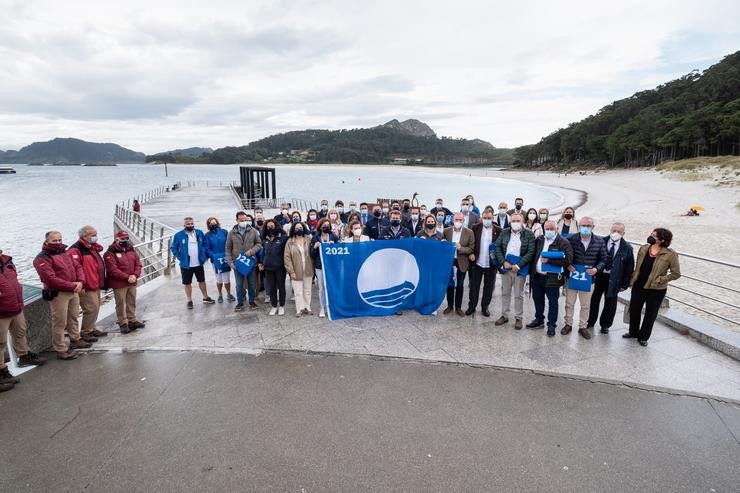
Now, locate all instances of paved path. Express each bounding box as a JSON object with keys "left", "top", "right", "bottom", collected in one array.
[
  {"left": 99, "top": 186, "right": 740, "bottom": 403},
  {"left": 2, "top": 351, "right": 738, "bottom": 492}
]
